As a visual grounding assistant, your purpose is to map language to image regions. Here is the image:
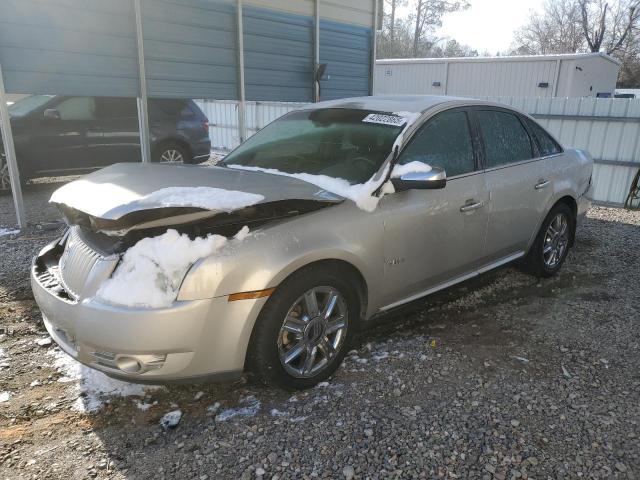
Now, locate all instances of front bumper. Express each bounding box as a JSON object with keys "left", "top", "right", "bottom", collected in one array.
[{"left": 31, "top": 254, "right": 267, "bottom": 383}]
